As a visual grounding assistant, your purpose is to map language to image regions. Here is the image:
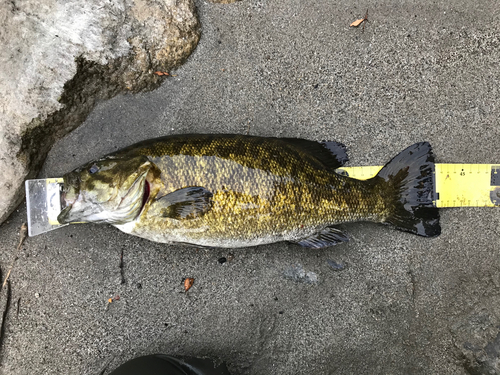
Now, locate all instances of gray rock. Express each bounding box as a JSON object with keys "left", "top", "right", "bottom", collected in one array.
[{"left": 0, "top": 0, "right": 200, "bottom": 224}]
